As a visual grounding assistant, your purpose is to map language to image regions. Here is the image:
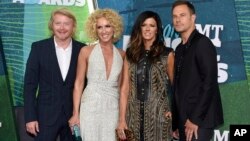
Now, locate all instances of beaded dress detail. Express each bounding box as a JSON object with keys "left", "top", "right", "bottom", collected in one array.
[{"left": 80, "top": 43, "right": 123, "bottom": 141}]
